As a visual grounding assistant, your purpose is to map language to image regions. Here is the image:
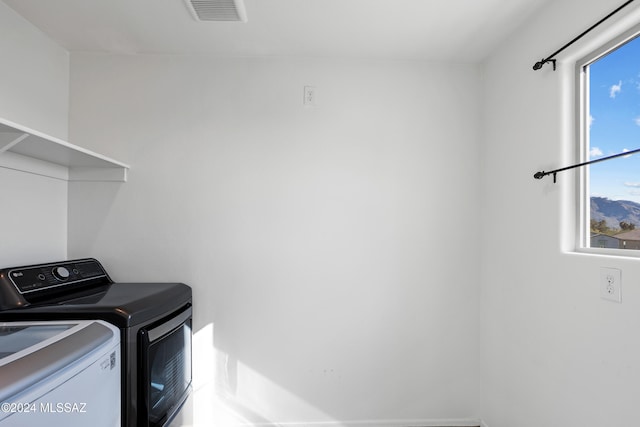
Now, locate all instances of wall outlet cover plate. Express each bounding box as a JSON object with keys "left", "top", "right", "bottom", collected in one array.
[{"left": 600, "top": 267, "right": 621, "bottom": 303}]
